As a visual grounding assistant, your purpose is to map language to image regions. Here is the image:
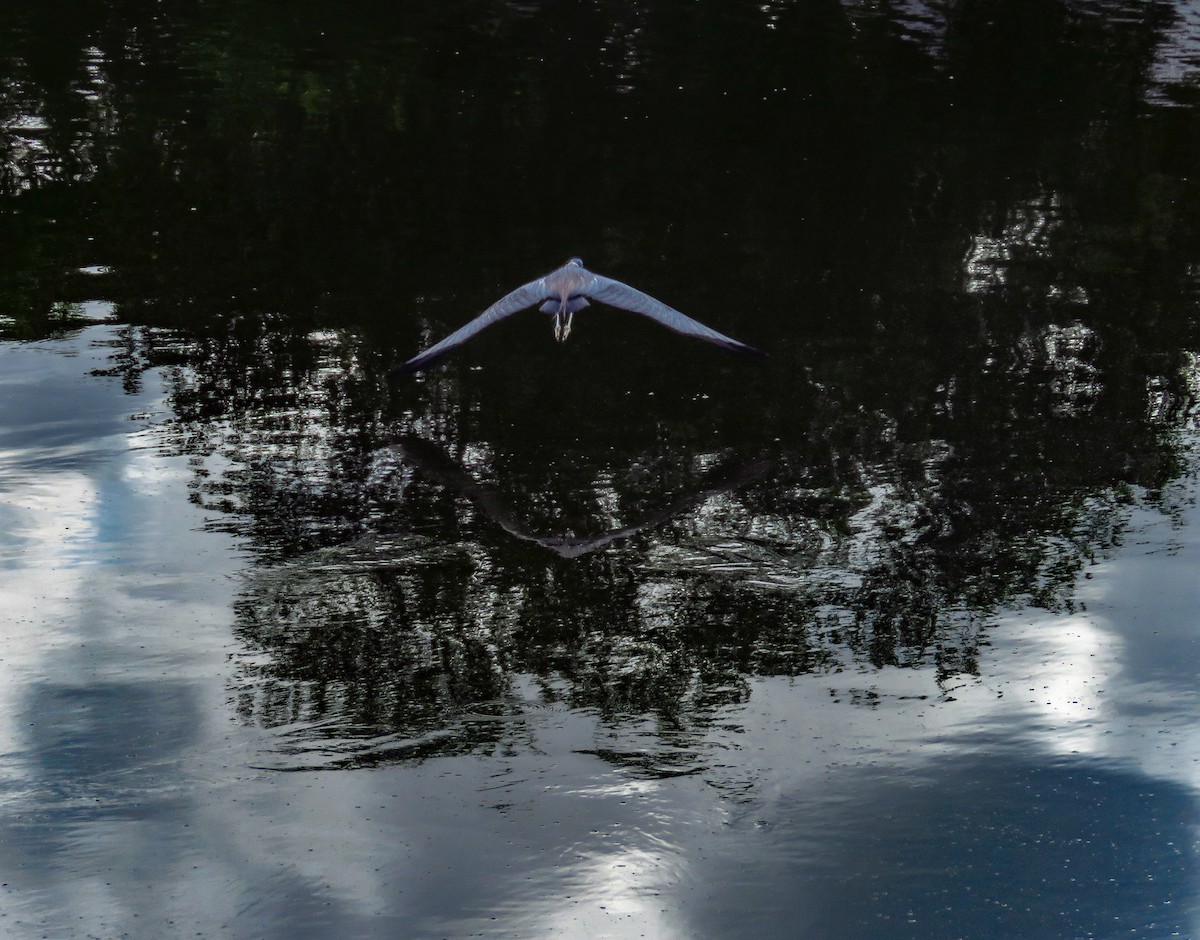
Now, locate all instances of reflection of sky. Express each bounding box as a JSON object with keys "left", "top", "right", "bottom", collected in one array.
[
  {"left": 2, "top": 327, "right": 1198, "bottom": 938},
  {"left": 0, "top": 328, "right": 254, "bottom": 935}
]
